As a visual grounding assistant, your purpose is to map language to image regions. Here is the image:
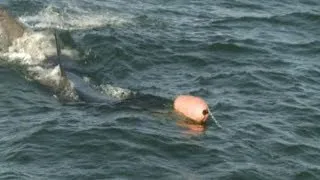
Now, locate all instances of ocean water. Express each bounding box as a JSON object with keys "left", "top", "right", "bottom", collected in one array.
[{"left": 0, "top": 0, "right": 320, "bottom": 179}]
